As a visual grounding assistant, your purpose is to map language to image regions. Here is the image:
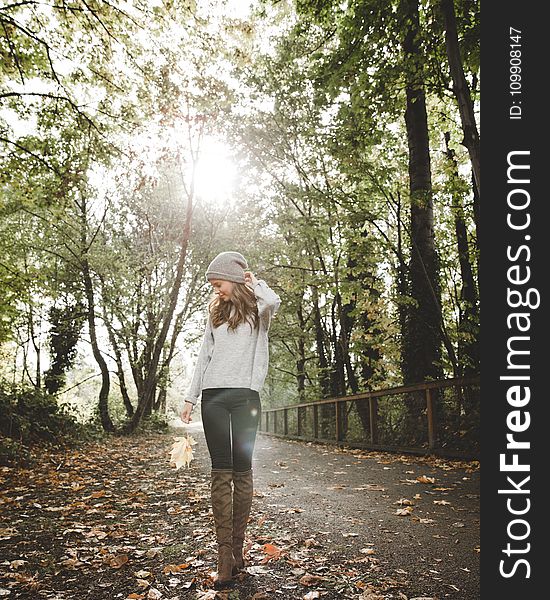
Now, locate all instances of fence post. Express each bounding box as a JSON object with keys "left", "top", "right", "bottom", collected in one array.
[
  {"left": 335, "top": 401, "right": 341, "bottom": 442},
  {"left": 369, "top": 397, "right": 378, "bottom": 444},
  {"left": 313, "top": 404, "right": 319, "bottom": 439},
  {"left": 283, "top": 408, "right": 288, "bottom": 436},
  {"left": 426, "top": 388, "right": 435, "bottom": 450},
  {"left": 297, "top": 407, "right": 302, "bottom": 437}
]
